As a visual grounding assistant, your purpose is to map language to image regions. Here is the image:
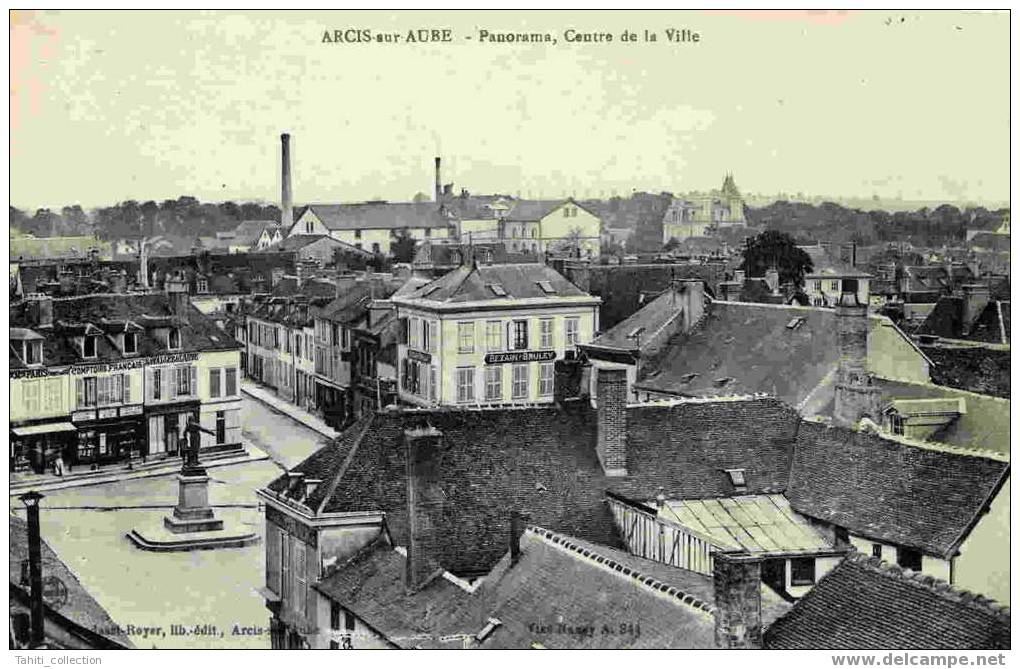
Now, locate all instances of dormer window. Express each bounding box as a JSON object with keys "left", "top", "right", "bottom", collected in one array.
[
  {"left": 124, "top": 332, "right": 138, "bottom": 355},
  {"left": 83, "top": 335, "right": 98, "bottom": 359},
  {"left": 197, "top": 278, "right": 209, "bottom": 294},
  {"left": 168, "top": 328, "right": 181, "bottom": 350},
  {"left": 22, "top": 341, "right": 42, "bottom": 366},
  {"left": 725, "top": 469, "right": 747, "bottom": 493}
]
